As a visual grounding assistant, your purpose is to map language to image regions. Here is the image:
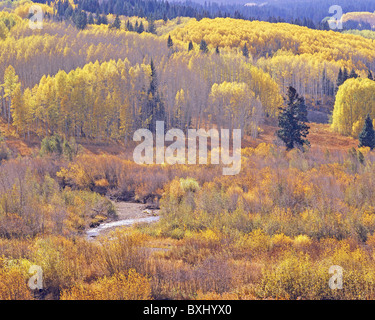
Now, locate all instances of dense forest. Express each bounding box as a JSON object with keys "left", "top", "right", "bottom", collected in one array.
[
  {"left": 27, "top": 0, "right": 375, "bottom": 30},
  {"left": 34, "top": 0, "right": 375, "bottom": 23},
  {"left": 2, "top": 6, "right": 375, "bottom": 140},
  {"left": 1, "top": 0, "right": 375, "bottom": 302}
]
